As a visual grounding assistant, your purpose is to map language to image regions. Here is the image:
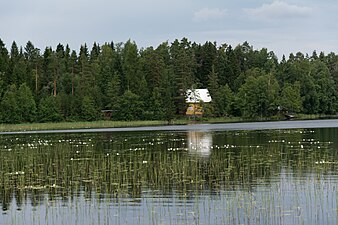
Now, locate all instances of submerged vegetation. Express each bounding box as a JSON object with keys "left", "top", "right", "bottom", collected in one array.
[
  {"left": 1, "top": 129, "right": 338, "bottom": 224},
  {"left": 1, "top": 38, "right": 338, "bottom": 124}
]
